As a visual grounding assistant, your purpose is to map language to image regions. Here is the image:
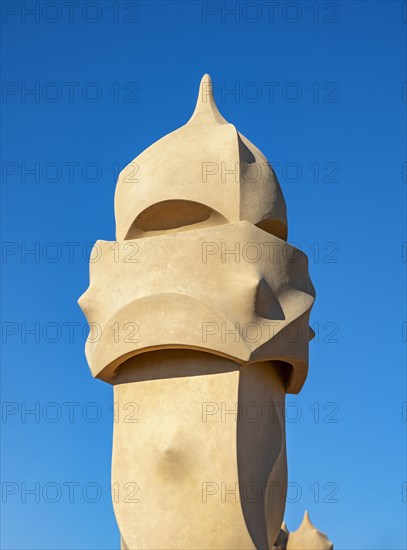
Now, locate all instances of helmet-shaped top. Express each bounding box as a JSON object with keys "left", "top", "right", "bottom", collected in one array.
[{"left": 114, "top": 75, "right": 288, "bottom": 241}]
